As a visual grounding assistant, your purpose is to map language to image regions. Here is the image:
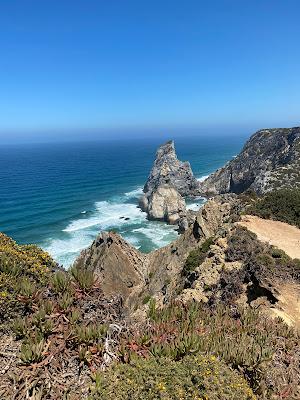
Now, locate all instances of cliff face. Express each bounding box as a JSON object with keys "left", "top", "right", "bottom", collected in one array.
[
  {"left": 199, "top": 127, "right": 300, "bottom": 195},
  {"left": 143, "top": 140, "right": 200, "bottom": 196},
  {"left": 74, "top": 195, "right": 238, "bottom": 310},
  {"left": 73, "top": 231, "right": 148, "bottom": 308},
  {"left": 74, "top": 193, "right": 300, "bottom": 330},
  {"left": 139, "top": 140, "right": 200, "bottom": 224}
]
